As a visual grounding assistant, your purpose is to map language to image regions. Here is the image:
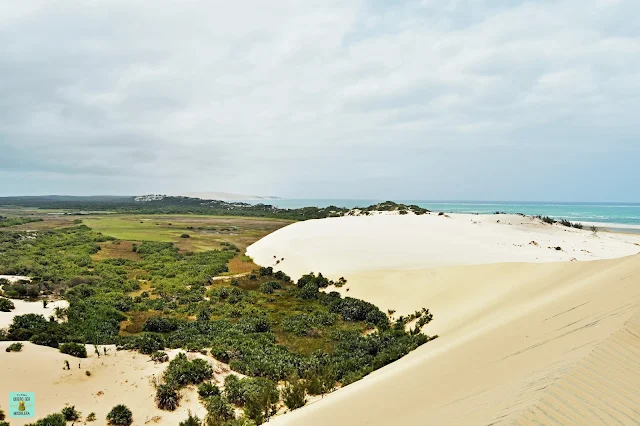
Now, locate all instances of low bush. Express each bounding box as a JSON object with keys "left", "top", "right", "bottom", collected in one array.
[
  {"left": 151, "top": 350, "right": 169, "bottom": 363},
  {"left": 106, "top": 405, "right": 133, "bottom": 426},
  {"left": 26, "top": 413, "right": 66, "bottom": 426},
  {"left": 164, "top": 352, "right": 213, "bottom": 387},
  {"left": 6, "top": 342, "right": 23, "bottom": 352},
  {"left": 541, "top": 216, "right": 555, "bottom": 224},
  {"left": 155, "top": 384, "right": 180, "bottom": 411},
  {"left": 61, "top": 406, "right": 81, "bottom": 421},
  {"left": 198, "top": 381, "right": 220, "bottom": 399},
  {"left": 143, "top": 317, "right": 180, "bottom": 333},
  {"left": 0, "top": 297, "right": 15, "bottom": 312},
  {"left": 59, "top": 342, "right": 87, "bottom": 358},
  {"left": 179, "top": 411, "right": 202, "bottom": 426},
  {"left": 282, "top": 375, "right": 307, "bottom": 410},
  {"left": 204, "top": 395, "right": 235, "bottom": 425}
]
